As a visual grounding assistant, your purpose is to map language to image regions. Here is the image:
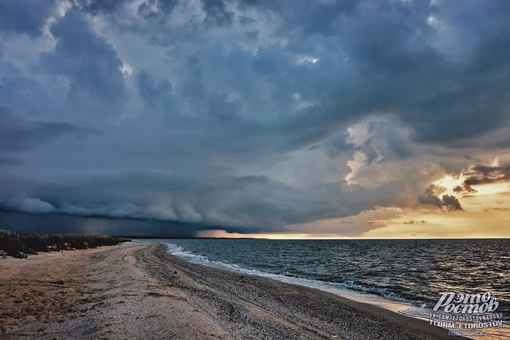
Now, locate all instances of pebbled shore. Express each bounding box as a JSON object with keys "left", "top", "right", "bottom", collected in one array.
[{"left": 1, "top": 242, "right": 457, "bottom": 339}]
